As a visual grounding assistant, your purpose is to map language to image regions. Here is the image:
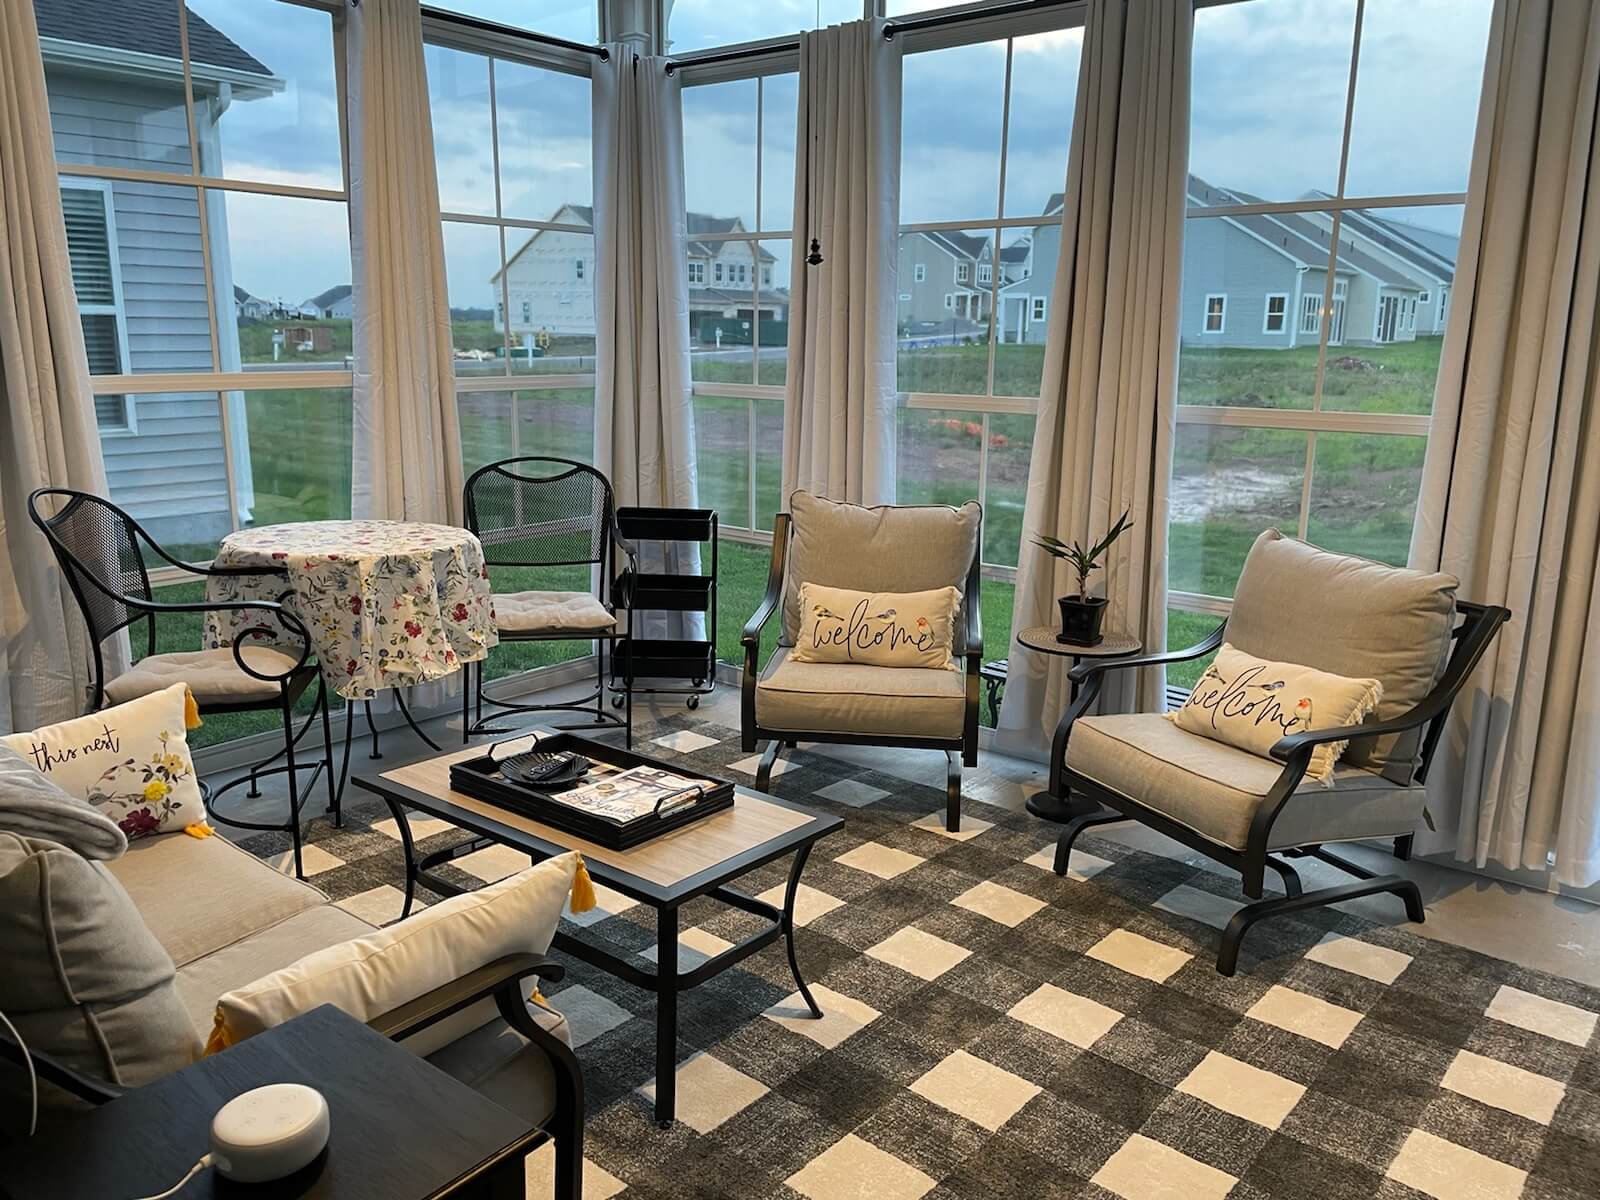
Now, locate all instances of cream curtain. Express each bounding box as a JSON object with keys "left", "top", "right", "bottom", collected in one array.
[
  {"left": 1409, "top": 0, "right": 1600, "bottom": 888},
  {"left": 347, "top": 0, "right": 463, "bottom": 525},
  {"left": 0, "top": 0, "right": 118, "bottom": 731},
  {"left": 781, "top": 18, "right": 900, "bottom": 506},
  {"left": 994, "top": 0, "right": 1191, "bottom": 756},
  {"left": 592, "top": 47, "right": 701, "bottom": 639}
]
